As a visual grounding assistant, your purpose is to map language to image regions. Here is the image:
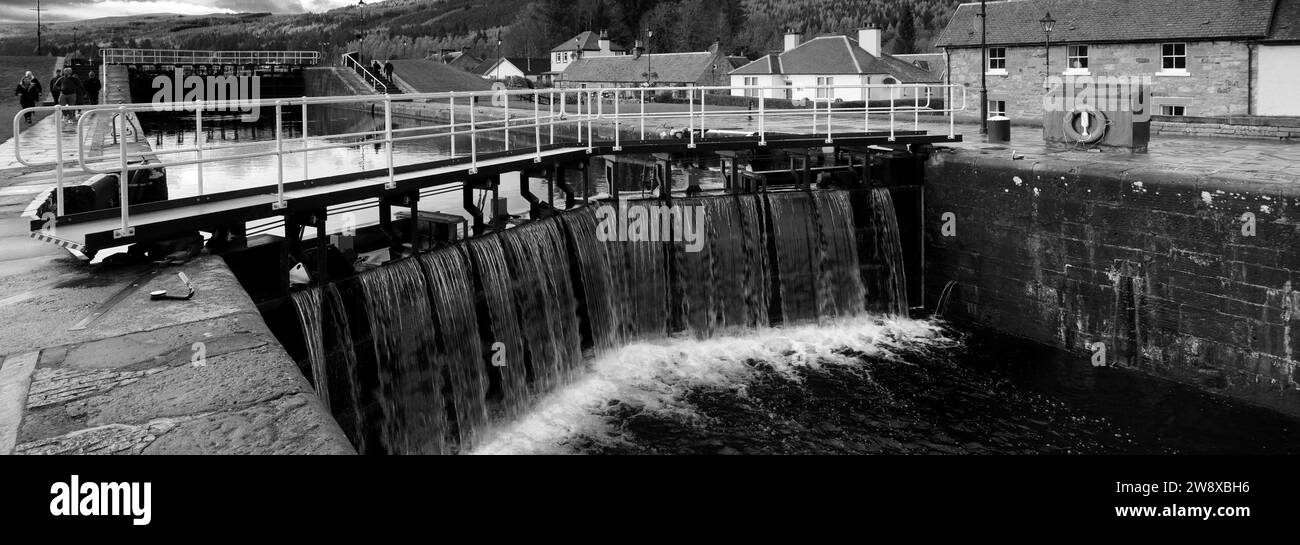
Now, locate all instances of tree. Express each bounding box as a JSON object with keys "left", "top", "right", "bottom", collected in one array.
[{"left": 895, "top": 4, "right": 917, "bottom": 54}]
